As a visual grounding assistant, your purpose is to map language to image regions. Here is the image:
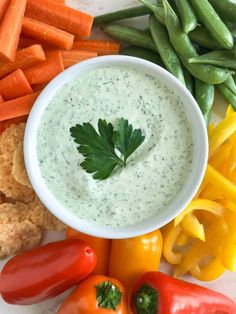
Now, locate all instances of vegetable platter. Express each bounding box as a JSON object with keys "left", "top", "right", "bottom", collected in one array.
[{"left": 0, "top": 0, "right": 236, "bottom": 313}]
